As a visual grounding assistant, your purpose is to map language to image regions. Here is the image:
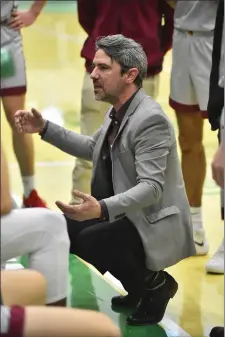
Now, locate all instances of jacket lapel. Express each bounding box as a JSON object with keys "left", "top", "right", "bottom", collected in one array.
[
  {"left": 112, "top": 89, "right": 147, "bottom": 147},
  {"left": 94, "top": 107, "right": 112, "bottom": 152},
  {"left": 91, "top": 107, "right": 113, "bottom": 179}
]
